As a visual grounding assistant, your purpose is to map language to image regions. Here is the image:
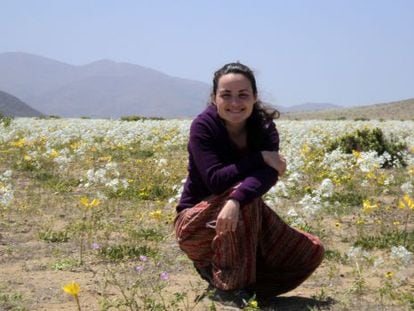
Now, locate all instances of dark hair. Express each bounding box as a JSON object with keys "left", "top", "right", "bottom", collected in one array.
[{"left": 210, "top": 62, "right": 280, "bottom": 121}]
